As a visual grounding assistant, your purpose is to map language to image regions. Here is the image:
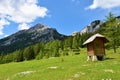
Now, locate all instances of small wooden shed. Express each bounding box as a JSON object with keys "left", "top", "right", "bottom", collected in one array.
[{"left": 83, "top": 33, "right": 109, "bottom": 61}]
